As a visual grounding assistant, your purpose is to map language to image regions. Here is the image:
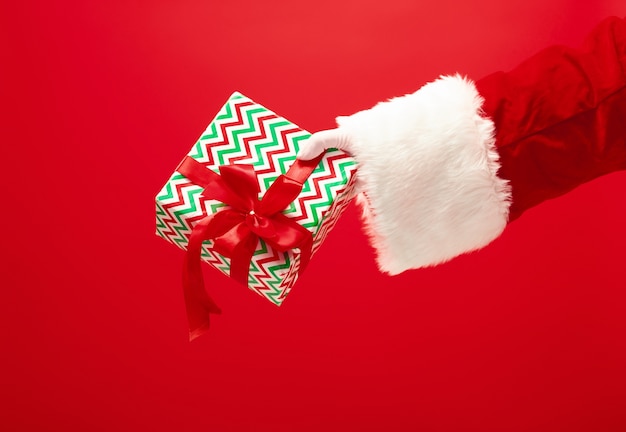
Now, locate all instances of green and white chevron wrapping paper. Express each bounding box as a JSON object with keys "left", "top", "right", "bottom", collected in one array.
[{"left": 155, "top": 92, "right": 358, "bottom": 305}]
